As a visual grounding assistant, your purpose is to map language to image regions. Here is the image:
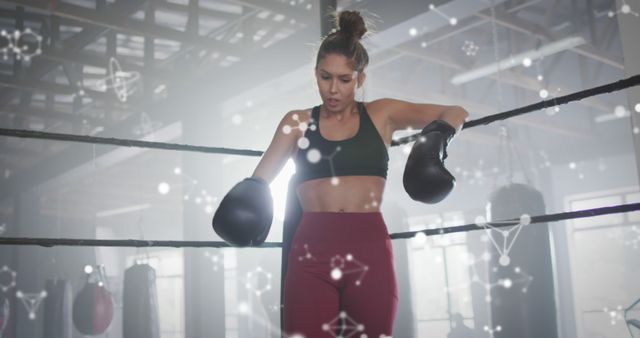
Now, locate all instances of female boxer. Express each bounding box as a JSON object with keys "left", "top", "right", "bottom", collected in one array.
[{"left": 214, "top": 10, "right": 468, "bottom": 338}]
